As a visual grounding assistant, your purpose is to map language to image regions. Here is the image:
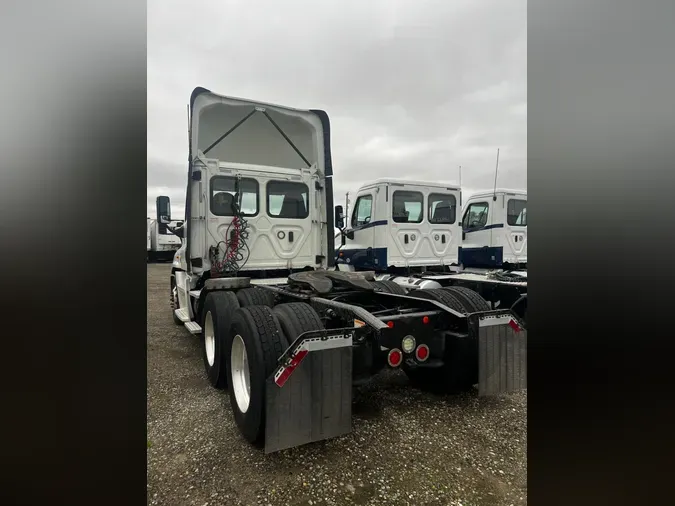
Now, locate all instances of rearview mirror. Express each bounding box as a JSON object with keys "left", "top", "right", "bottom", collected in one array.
[
  {"left": 334, "top": 205, "right": 345, "bottom": 228},
  {"left": 156, "top": 196, "right": 171, "bottom": 225}
]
